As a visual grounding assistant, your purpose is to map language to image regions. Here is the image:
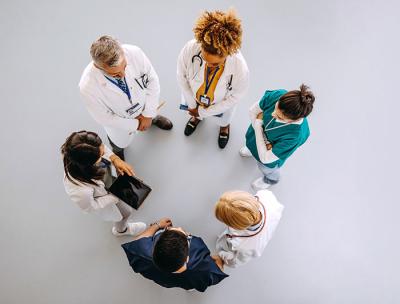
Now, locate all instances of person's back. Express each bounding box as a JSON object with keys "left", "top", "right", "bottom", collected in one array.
[
  {"left": 215, "top": 190, "right": 284, "bottom": 267},
  {"left": 122, "top": 221, "right": 228, "bottom": 292},
  {"left": 241, "top": 84, "right": 315, "bottom": 190}
]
